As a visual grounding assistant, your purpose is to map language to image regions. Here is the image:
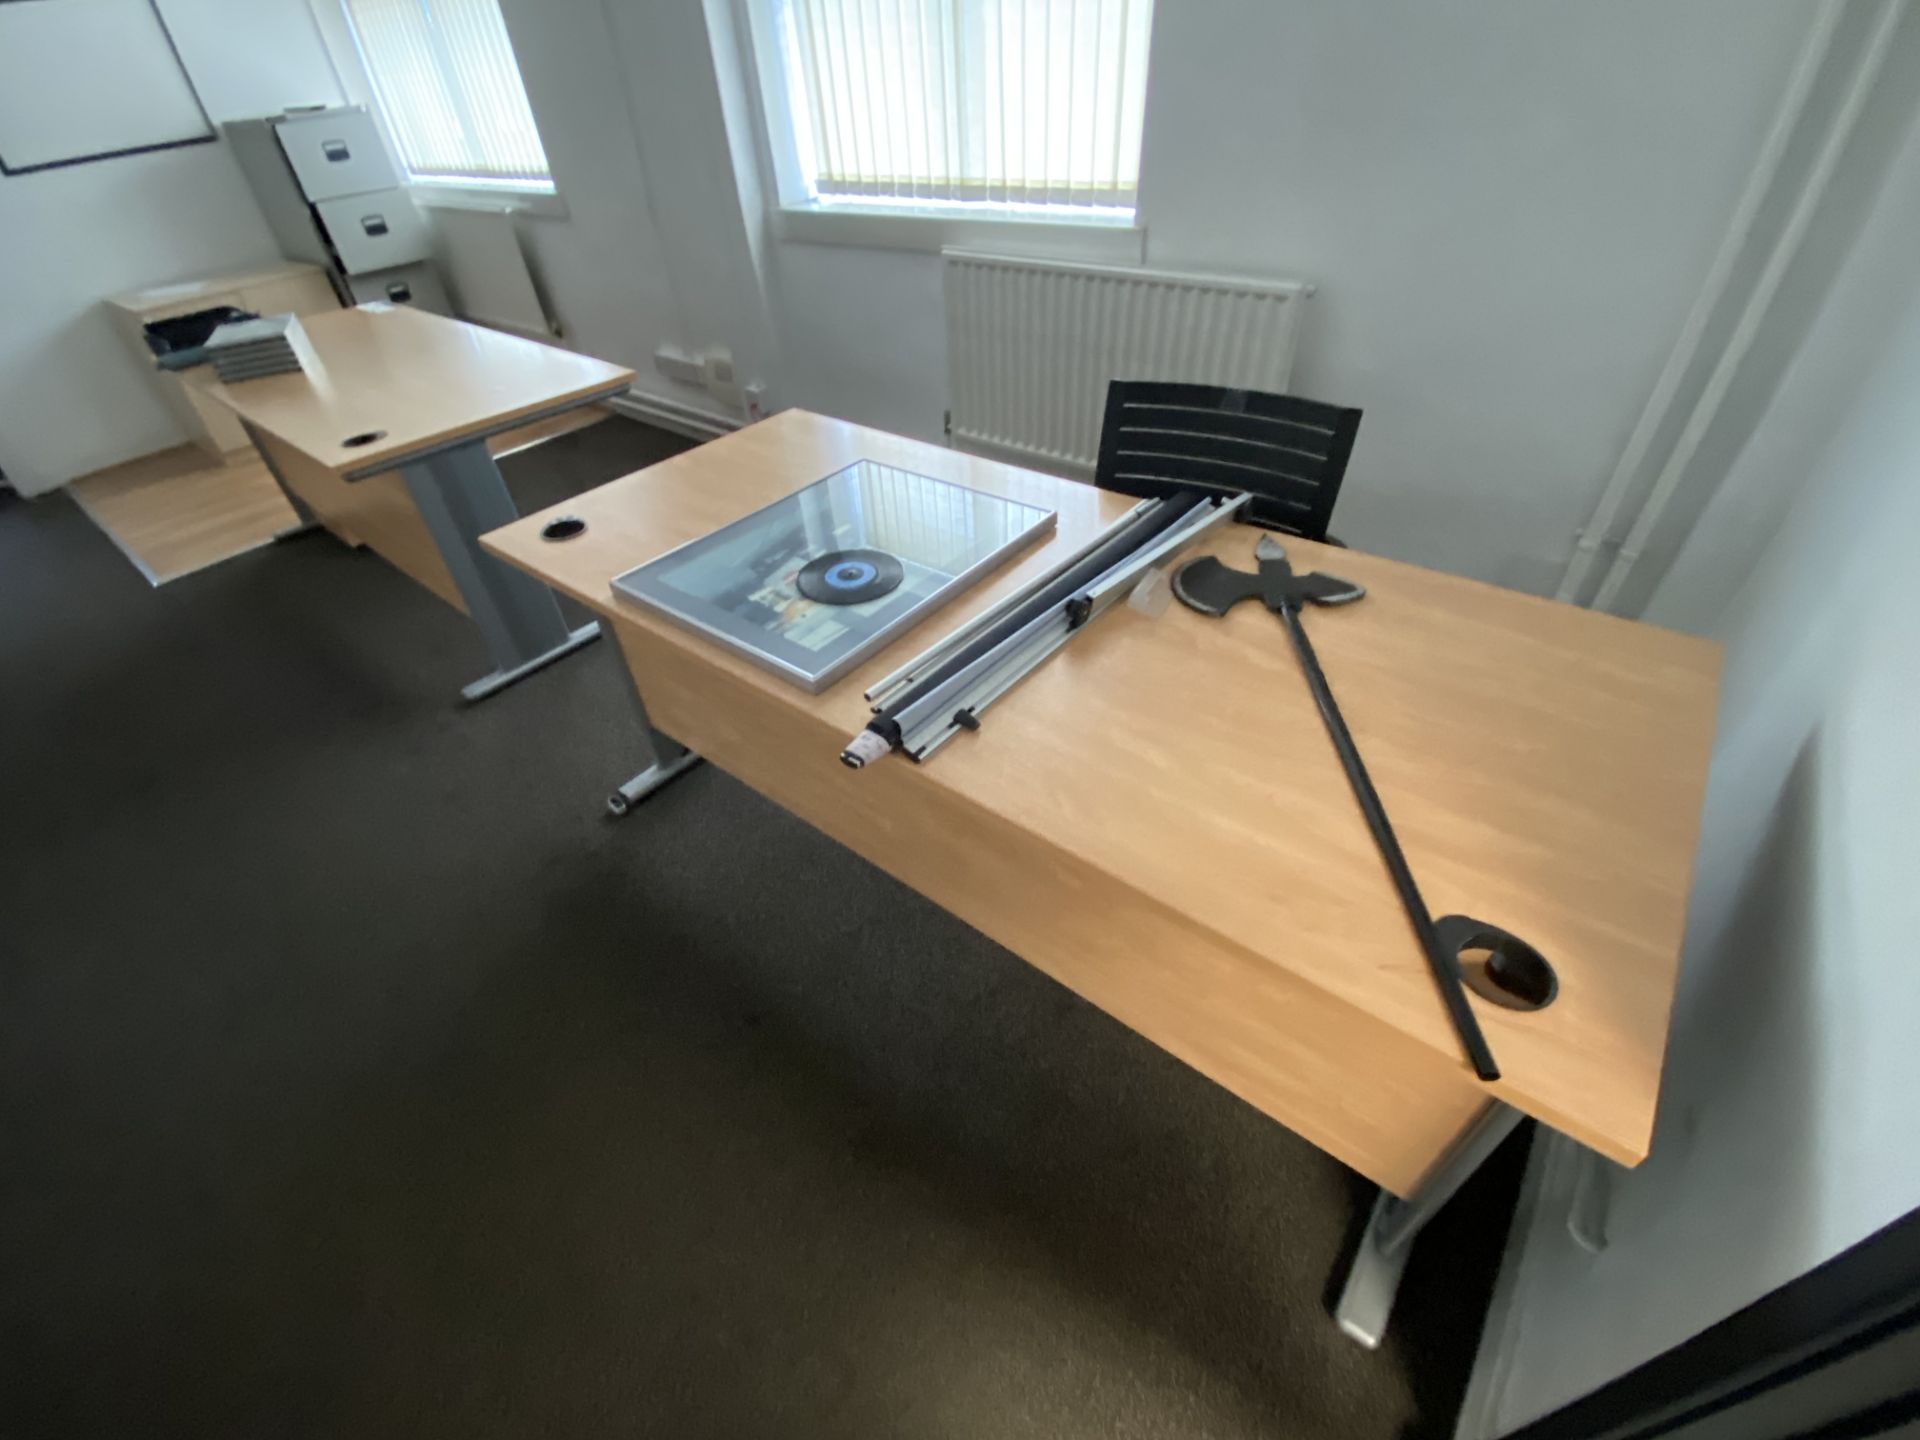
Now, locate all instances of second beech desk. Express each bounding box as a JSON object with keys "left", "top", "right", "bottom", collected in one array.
[
  {"left": 483, "top": 409, "right": 1721, "bottom": 1344},
  {"left": 204, "top": 304, "right": 634, "bottom": 700}
]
